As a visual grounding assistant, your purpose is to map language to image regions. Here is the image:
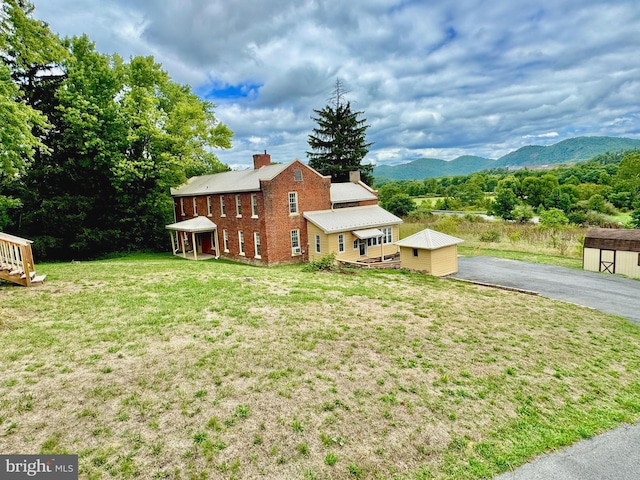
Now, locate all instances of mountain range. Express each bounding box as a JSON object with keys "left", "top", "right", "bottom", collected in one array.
[{"left": 372, "top": 136, "right": 640, "bottom": 180}]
